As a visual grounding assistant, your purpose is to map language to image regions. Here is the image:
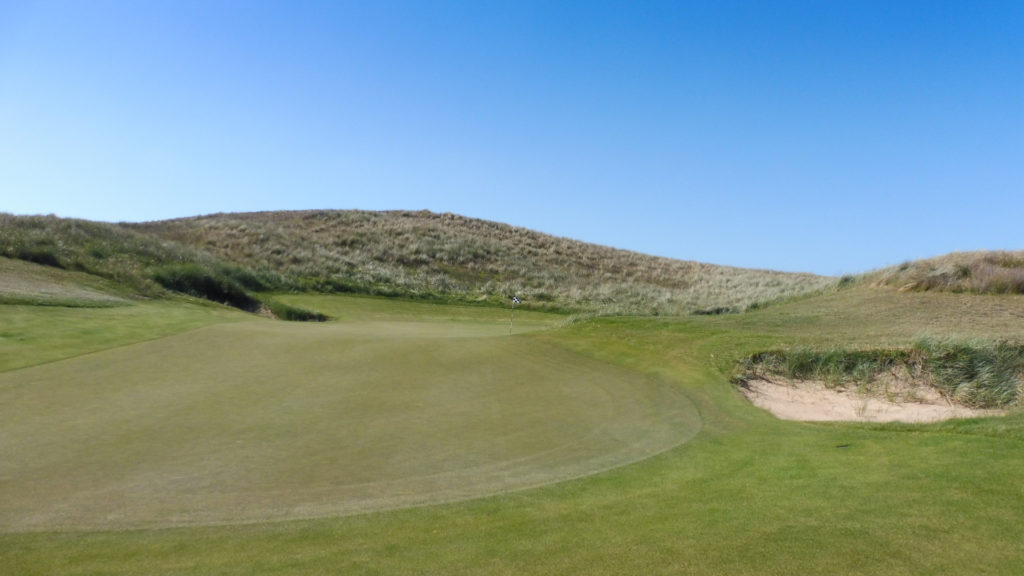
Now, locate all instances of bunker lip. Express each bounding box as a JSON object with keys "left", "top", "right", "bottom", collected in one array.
[{"left": 740, "top": 377, "right": 1005, "bottom": 423}]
